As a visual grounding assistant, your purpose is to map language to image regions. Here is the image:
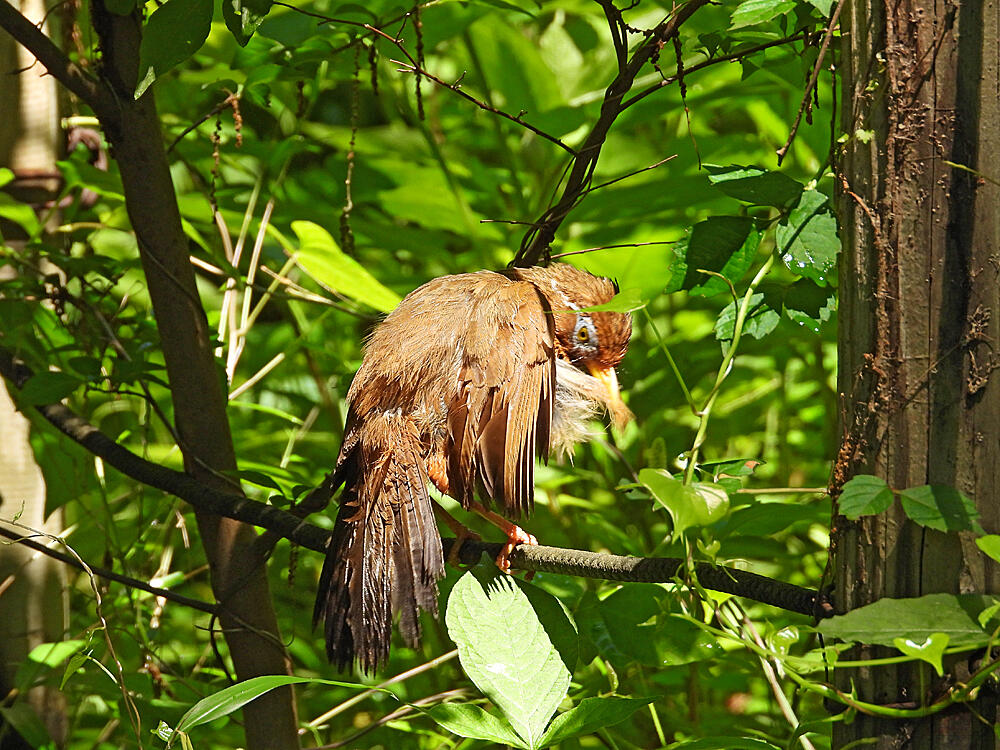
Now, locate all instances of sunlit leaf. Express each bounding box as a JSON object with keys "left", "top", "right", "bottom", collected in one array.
[
  {"left": 540, "top": 696, "right": 656, "bottom": 746},
  {"left": 776, "top": 190, "right": 840, "bottom": 285},
  {"left": 893, "top": 632, "right": 949, "bottom": 676},
  {"left": 838, "top": 474, "right": 893, "bottom": 519},
  {"left": 445, "top": 561, "right": 576, "bottom": 749},
  {"left": 289, "top": 221, "right": 401, "bottom": 312},
  {"left": 424, "top": 703, "right": 526, "bottom": 747}
]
